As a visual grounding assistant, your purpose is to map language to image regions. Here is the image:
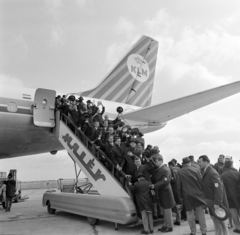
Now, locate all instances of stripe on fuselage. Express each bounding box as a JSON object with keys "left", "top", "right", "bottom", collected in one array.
[{"left": 0, "top": 97, "right": 33, "bottom": 116}]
